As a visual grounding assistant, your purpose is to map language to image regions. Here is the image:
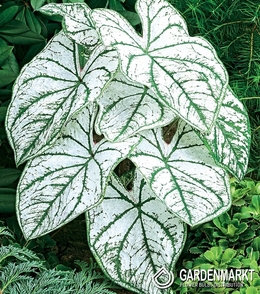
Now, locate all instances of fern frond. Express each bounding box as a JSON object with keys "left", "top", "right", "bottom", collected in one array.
[
  {"left": 0, "top": 261, "right": 43, "bottom": 292},
  {"left": 5, "top": 270, "right": 74, "bottom": 294},
  {"left": 0, "top": 244, "right": 43, "bottom": 266}
]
